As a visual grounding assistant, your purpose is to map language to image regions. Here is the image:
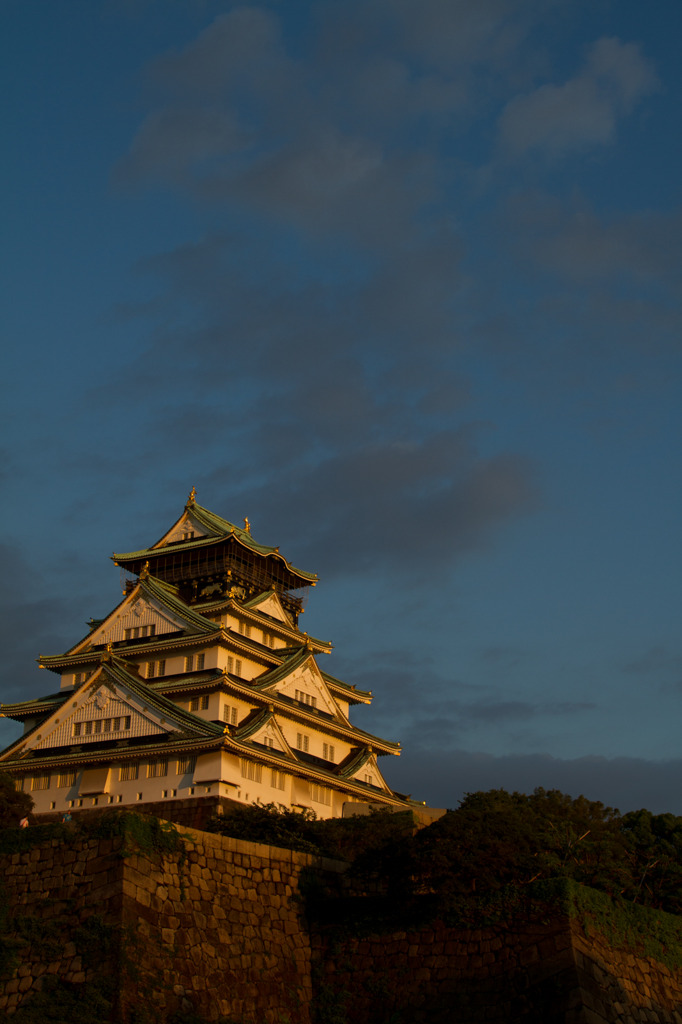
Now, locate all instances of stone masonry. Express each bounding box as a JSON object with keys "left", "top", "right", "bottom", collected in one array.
[{"left": 1, "top": 823, "right": 682, "bottom": 1023}]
